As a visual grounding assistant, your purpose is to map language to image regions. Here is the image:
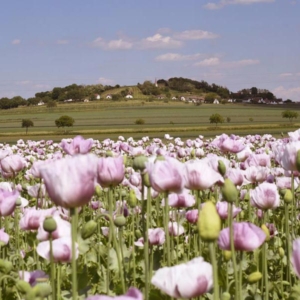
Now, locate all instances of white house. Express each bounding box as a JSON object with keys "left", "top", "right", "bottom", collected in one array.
[
  {"left": 228, "top": 99, "right": 233, "bottom": 103},
  {"left": 83, "top": 99, "right": 89, "bottom": 103},
  {"left": 213, "top": 99, "right": 219, "bottom": 104},
  {"left": 106, "top": 94, "right": 112, "bottom": 99},
  {"left": 37, "top": 101, "right": 44, "bottom": 106},
  {"left": 64, "top": 99, "right": 73, "bottom": 103},
  {"left": 172, "top": 96, "right": 177, "bottom": 100},
  {"left": 125, "top": 94, "right": 133, "bottom": 99},
  {"left": 95, "top": 94, "right": 101, "bottom": 100},
  {"left": 180, "top": 96, "right": 186, "bottom": 101}
]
